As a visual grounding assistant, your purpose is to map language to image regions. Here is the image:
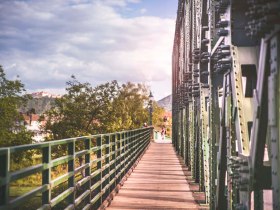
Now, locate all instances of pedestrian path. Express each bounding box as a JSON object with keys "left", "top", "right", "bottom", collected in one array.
[{"left": 106, "top": 142, "right": 202, "bottom": 209}]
